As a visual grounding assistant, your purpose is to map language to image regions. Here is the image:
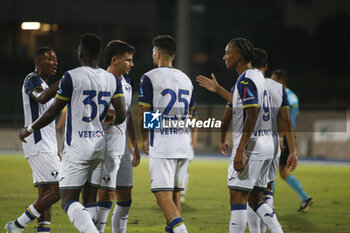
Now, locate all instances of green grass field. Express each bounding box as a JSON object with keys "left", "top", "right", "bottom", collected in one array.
[{"left": 1, "top": 154, "right": 350, "bottom": 233}]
